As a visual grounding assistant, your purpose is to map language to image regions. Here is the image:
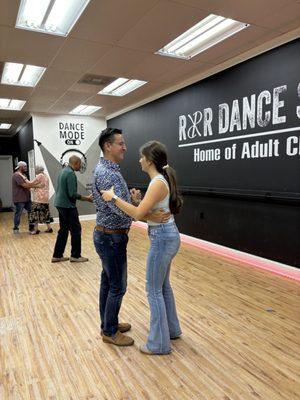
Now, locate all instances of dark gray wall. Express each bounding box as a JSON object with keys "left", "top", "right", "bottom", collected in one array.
[
  {"left": 0, "top": 135, "right": 20, "bottom": 159},
  {"left": 109, "top": 39, "right": 300, "bottom": 268},
  {"left": 0, "top": 118, "right": 34, "bottom": 166},
  {"left": 18, "top": 119, "right": 34, "bottom": 165}
]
